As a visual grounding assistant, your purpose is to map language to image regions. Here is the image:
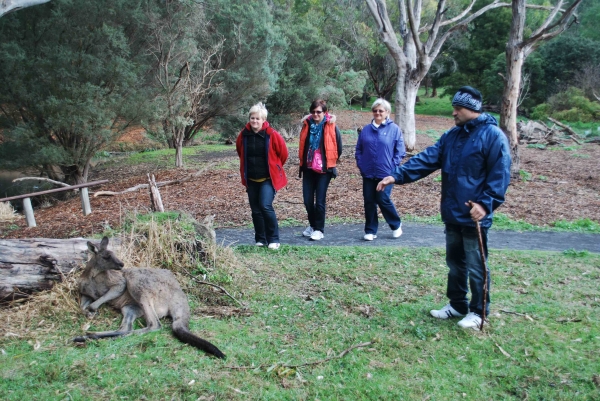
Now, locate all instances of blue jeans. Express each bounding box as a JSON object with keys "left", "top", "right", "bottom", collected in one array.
[
  {"left": 362, "top": 178, "right": 401, "bottom": 234},
  {"left": 302, "top": 170, "right": 333, "bottom": 232},
  {"left": 445, "top": 223, "right": 490, "bottom": 316},
  {"left": 246, "top": 179, "right": 279, "bottom": 244}
]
